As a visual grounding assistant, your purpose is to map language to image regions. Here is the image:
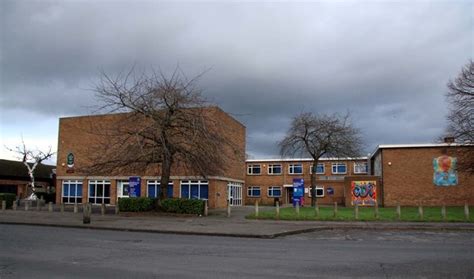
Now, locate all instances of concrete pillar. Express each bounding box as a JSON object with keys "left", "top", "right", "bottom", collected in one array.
[
  {"left": 354, "top": 204, "right": 359, "bottom": 220},
  {"left": 276, "top": 201, "right": 280, "bottom": 219},
  {"left": 25, "top": 202, "right": 29, "bottom": 211},
  {"left": 203, "top": 200, "right": 208, "bottom": 217},
  {"left": 396, "top": 203, "right": 401, "bottom": 220},
  {"left": 1, "top": 200, "right": 5, "bottom": 211},
  {"left": 73, "top": 203, "right": 78, "bottom": 213},
  {"left": 418, "top": 204, "right": 424, "bottom": 221},
  {"left": 115, "top": 205, "right": 120, "bottom": 215},
  {"left": 83, "top": 203, "right": 91, "bottom": 224},
  {"left": 36, "top": 200, "right": 41, "bottom": 211},
  {"left": 465, "top": 203, "right": 470, "bottom": 221},
  {"left": 48, "top": 202, "right": 53, "bottom": 212},
  {"left": 374, "top": 203, "right": 379, "bottom": 220},
  {"left": 255, "top": 200, "right": 259, "bottom": 218},
  {"left": 226, "top": 200, "right": 231, "bottom": 218},
  {"left": 101, "top": 203, "right": 106, "bottom": 216},
  {"left": 60, "top": 203, "right": 64, "bottom": 213},
  {"left": 12, "top": 201, "right": 17, "bottom": 211},
  {"left": 441, "top": 204, "right": 446, "bottom": 221},
  {"left": 333, "top": 202, "right": 338, "bottom": 218}
]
